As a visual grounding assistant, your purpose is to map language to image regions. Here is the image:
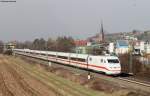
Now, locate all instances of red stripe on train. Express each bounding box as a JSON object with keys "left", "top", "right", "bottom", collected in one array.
[{"left": 48, "top": 56, "right": 120, "bottom": 71}]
